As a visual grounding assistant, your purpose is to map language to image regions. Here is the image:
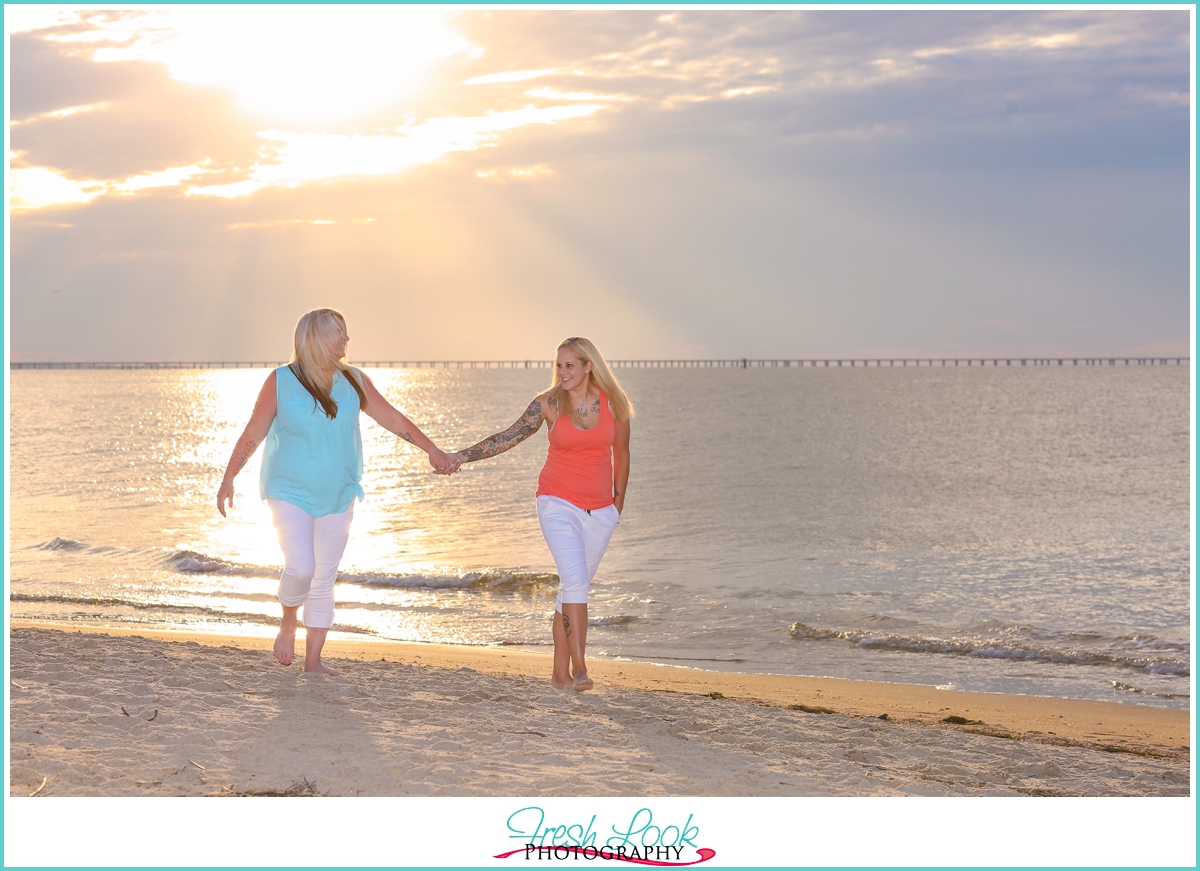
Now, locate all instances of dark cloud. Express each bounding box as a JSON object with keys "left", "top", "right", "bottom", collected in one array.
[
  {"left": 8, "top": 32, "right": 145, "bottom": 118},
  {"left": 422, "top": 9, "right": 1189, "bottom": 182},
  {"left": 11, "top": 35, "right": 262, "bottom": 179}
]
